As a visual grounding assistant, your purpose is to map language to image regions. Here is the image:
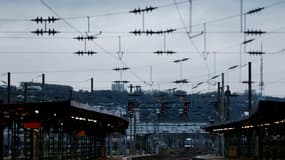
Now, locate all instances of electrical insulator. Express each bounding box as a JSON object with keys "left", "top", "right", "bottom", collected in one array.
[
  {"left": 153, "top": 50, "right": 176, "bottom": 55},
  {"left": 129, "top": 8, "right": 140, "bottom": 14},
  {"left": 246, "top": 7, "right": 265, "bottom": 15},
  {"left": 31, "top": 16, "right": 59, "bottom": 23},
  {"left": 247, "top": 51, "right": 265, "bottom": 55},
  {"left": 74, "top": 51, "right": 96, "bottom": 56},
  {"left": 47, "top": 29, "right": 60, "bottom": 36},
  {"left": 145, "top": 6, "right": 158, "bottom": 12},
  {"left": 31, "top": 29, "right": 44, "bottom": 36},
  {"left": 113, "top": 80, "right": 129, "bottom": 84},
  {"left": 165, "top": 29, "right": 176, "bottom": 33},
  {"left": 74, "top": 35, "right": 96, "bottom": 41},
  {"left": 31, "top": 16, "right": 43, "bottom": 24},
  {"left": 244, "top": 29, "right": 266, "bottom": 36},
  {"left": 47, "top": 16, "right": 60, "bottom": 23},
  {"left": 173, "top": 79, "right": 189, "bottom": 84},
  {"left": 130, "top": 30, "right": 142, "bottom": 36},
  {"left": 129, "top": 6, "right": 158, "bottom": 14},
  {"left": 130, "top": 29, "right": 176, "bottom": 36}
]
